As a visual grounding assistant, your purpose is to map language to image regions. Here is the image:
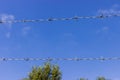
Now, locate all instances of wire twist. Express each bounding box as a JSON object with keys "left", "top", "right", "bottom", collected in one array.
[
  {"left": 0, "top": 57, "right": 120, "bottom": 61},
  {"left": 0, "top": 14, "right": 120, "bottom": 24}
]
